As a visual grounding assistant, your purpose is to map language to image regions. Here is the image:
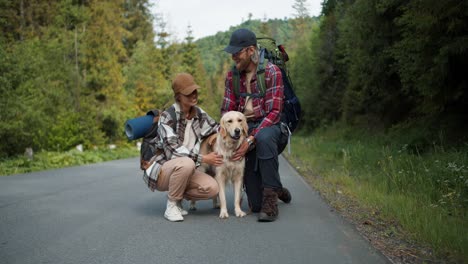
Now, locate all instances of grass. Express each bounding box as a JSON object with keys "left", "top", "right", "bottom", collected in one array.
[
  {"left": 284, "top": 125, "right": 467, "bottom": 263},
  {"left": 0, "top": 143, "right": 139, "bottom": 176}
]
